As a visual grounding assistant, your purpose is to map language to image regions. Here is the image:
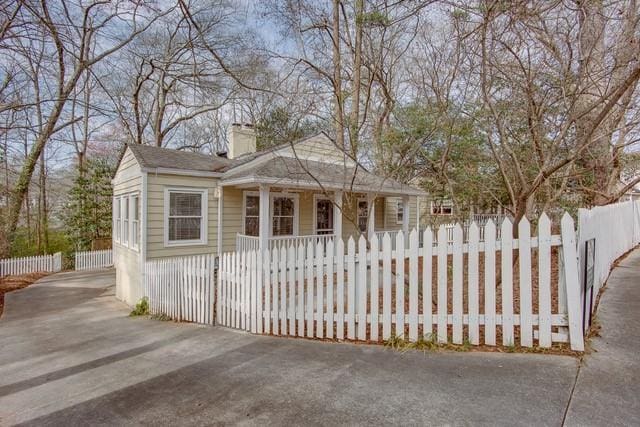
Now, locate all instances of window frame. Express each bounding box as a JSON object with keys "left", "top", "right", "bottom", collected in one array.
[
  {"left": 312, "top": 194, "right": 334, "bottom": 235},
  {"left": 114, "top": 196, "right": 122, "bottom": 243},
  {"left": 270, "top": 193, "right": 299, "bottom": 237},
  {"left": 357, "top": 197, "right": 368, "bottom": 233},
  {"left": 242, "top": 191, "right": 260, "bottom": 237},
  {"left": 396, "top": 199, "right": 404, "bottom": 224},
  {"left": 163, "top": 187, "right": 208, "bottom": 247},
  {"left": 431, "top": 199, "right": 453, "bottom": 216},
  {"left": 130, "top": 194, "right": 140, "bottom": 251}
]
